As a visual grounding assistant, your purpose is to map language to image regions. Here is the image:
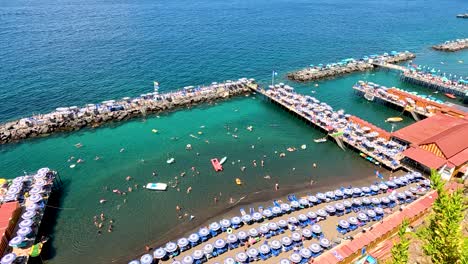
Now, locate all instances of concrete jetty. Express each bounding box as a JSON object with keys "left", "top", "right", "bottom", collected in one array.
[
  {"left": 251, "top": 84, "right": 404, "bottom": 170},
  {"left": 0, "top": 168, "right": 62, "bottom": 263},
  {"left": 0, "top": 79, "right": 256, "bottom": 144},
  {"left": 400, "top": 65, "right": 468, "bottom": 97},
  {"left": 432, "top": 38, "right": 468, "bottom": 51},
  {"left": 287, "top": 51, "right": 415, "bottom": 82},
  {"left": 353, "top": 81, "right": 467, "bottom": 120}
]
